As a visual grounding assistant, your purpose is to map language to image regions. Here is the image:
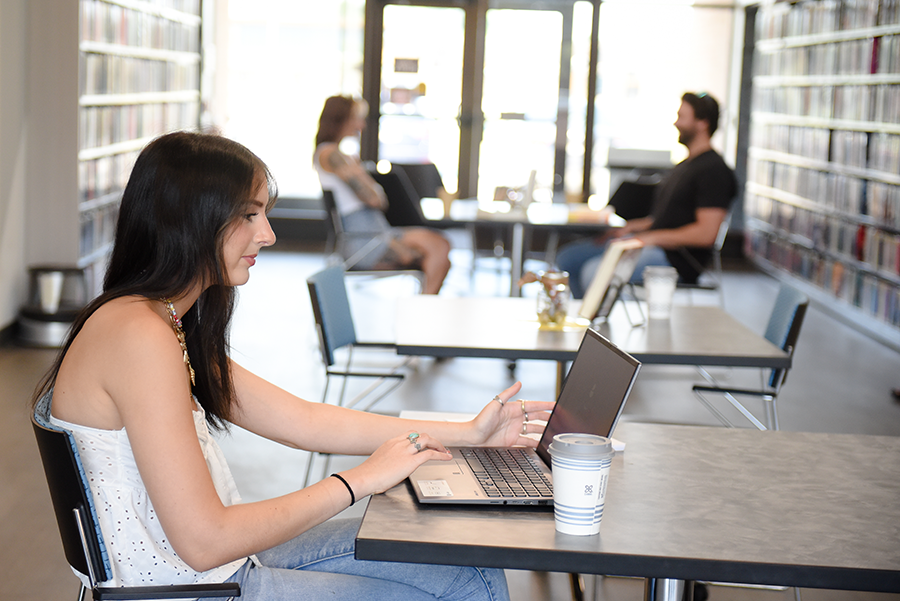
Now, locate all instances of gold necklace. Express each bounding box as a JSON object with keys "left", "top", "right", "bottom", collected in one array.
[{"left": 162, "top": 299, "right": 196, "bottom": 387}]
